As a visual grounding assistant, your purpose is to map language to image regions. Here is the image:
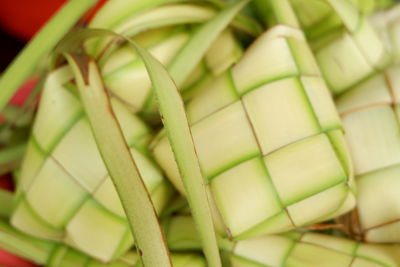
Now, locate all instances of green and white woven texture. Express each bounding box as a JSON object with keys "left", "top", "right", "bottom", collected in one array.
[
  {"left": 228, "top": 232, "right": 400, "bottom": 266},
  {"left": 152, "top": 19, "right": 356, "bottom": 239},
  {"left": 1, "top": 217, "right": 205, "bottom": 267},
  {"left": 10, "top": 66, "right": 174, "bottom": 262},
  {"left": 8, "top": 1, "right": 249, "bottom": 262},
  {"left": 164, "top": 215, "right": 400, "bottom": 266},
  {"left": 99, "top": 26, "right": 242, "bottom": 120},
  {"left": 3, "top": 0, "right": 400, "bottom": 266},
  {"left": 289, "top": 0, "right": 390, "bottom": 95},
  {"left": 87, "top": 1, "right": 244, "bottom": 121},
  {"left": 336, "top": 64, "right": 400, "bottom": 243}
]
